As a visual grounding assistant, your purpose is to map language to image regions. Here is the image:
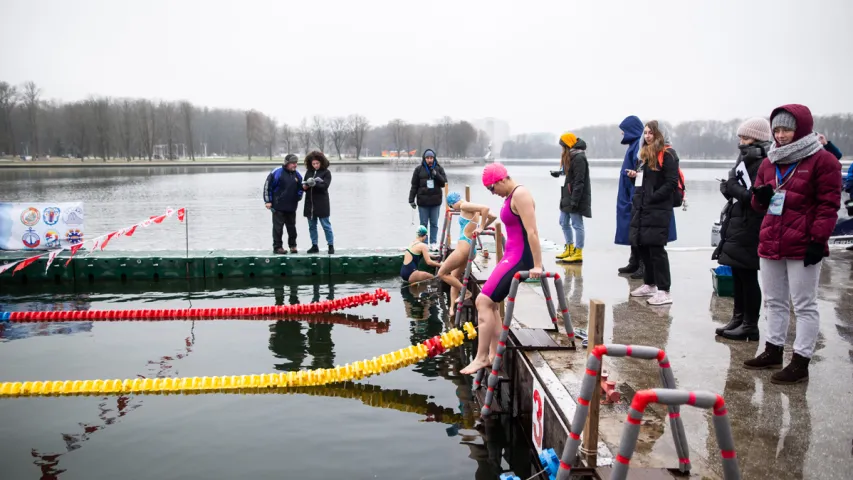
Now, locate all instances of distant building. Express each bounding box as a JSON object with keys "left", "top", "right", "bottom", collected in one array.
[{"left": 472, "top": 118, "right": 511, "bottom": 157}]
